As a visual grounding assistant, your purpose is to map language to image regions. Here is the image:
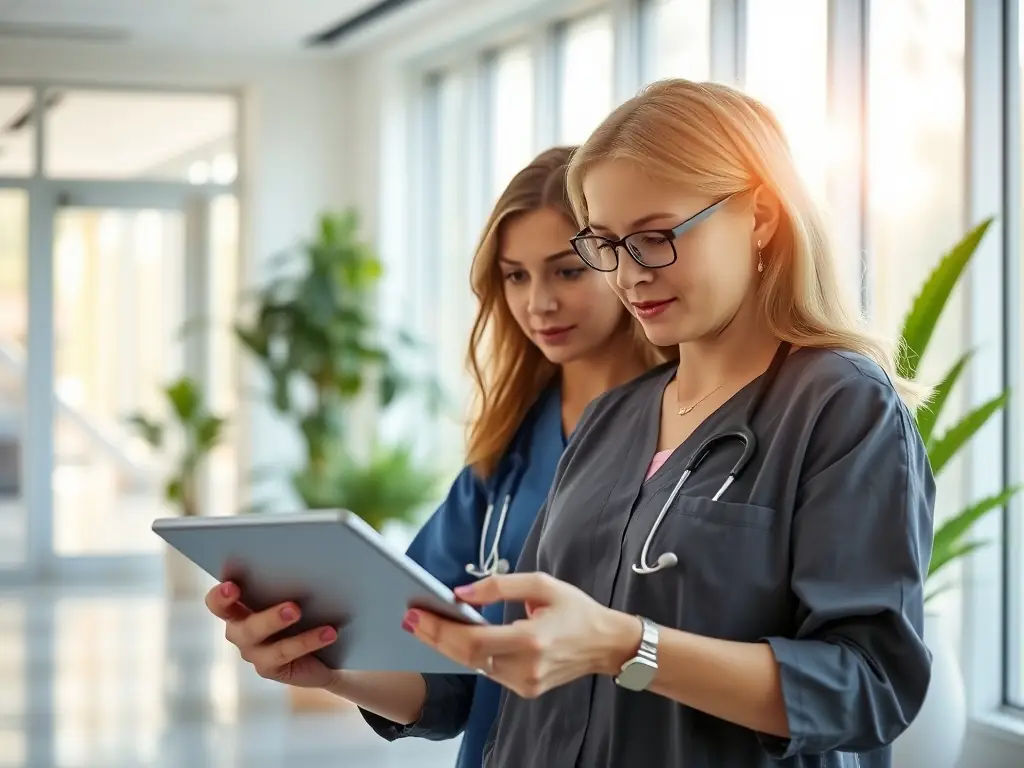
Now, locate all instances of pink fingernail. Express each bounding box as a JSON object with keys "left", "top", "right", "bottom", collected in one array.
[
  {"left": 280, "top": 605, "right": 296, "bottom": 622},
  {"left": 403, "top": 610, "right": 420, "bottom": 627},
  {"left": 401, "top": 620, "right": 415, "bottom": 634},
  {"left": 320, "top": 627, "right": 336, "bottom": 643},
  {"left": 220, "top": 583, "right": 235, "bottom": 598},
  {"left": 454, "top": 585, "right": 473, "bottom": 598}
]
